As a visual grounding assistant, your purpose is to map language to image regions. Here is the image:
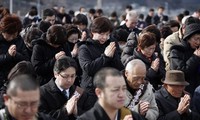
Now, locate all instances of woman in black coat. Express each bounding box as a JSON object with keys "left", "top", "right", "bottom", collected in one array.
[
  {"left": 125, "top": 32, "right": 165, "bottom": 90},
  {"left": 169, "top": 23, "right": 200, "bottom": 95},
  {"left": 0, "top": 15, "right": 29, "bottom": 87},
  {"left": 31, "top": 25, "right": 71, "bottom": 85},
  {"left": 78, "top": 17, "right": 124, "bottom": 94}
]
